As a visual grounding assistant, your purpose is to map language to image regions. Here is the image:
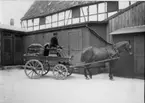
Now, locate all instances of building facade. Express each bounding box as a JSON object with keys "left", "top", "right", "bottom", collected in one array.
[
  {"left": 107, "top": 2, "right": 145, "bottom": 78},
  {"left": 0, "top": 24, "right": 25, "bottom": 66}
]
